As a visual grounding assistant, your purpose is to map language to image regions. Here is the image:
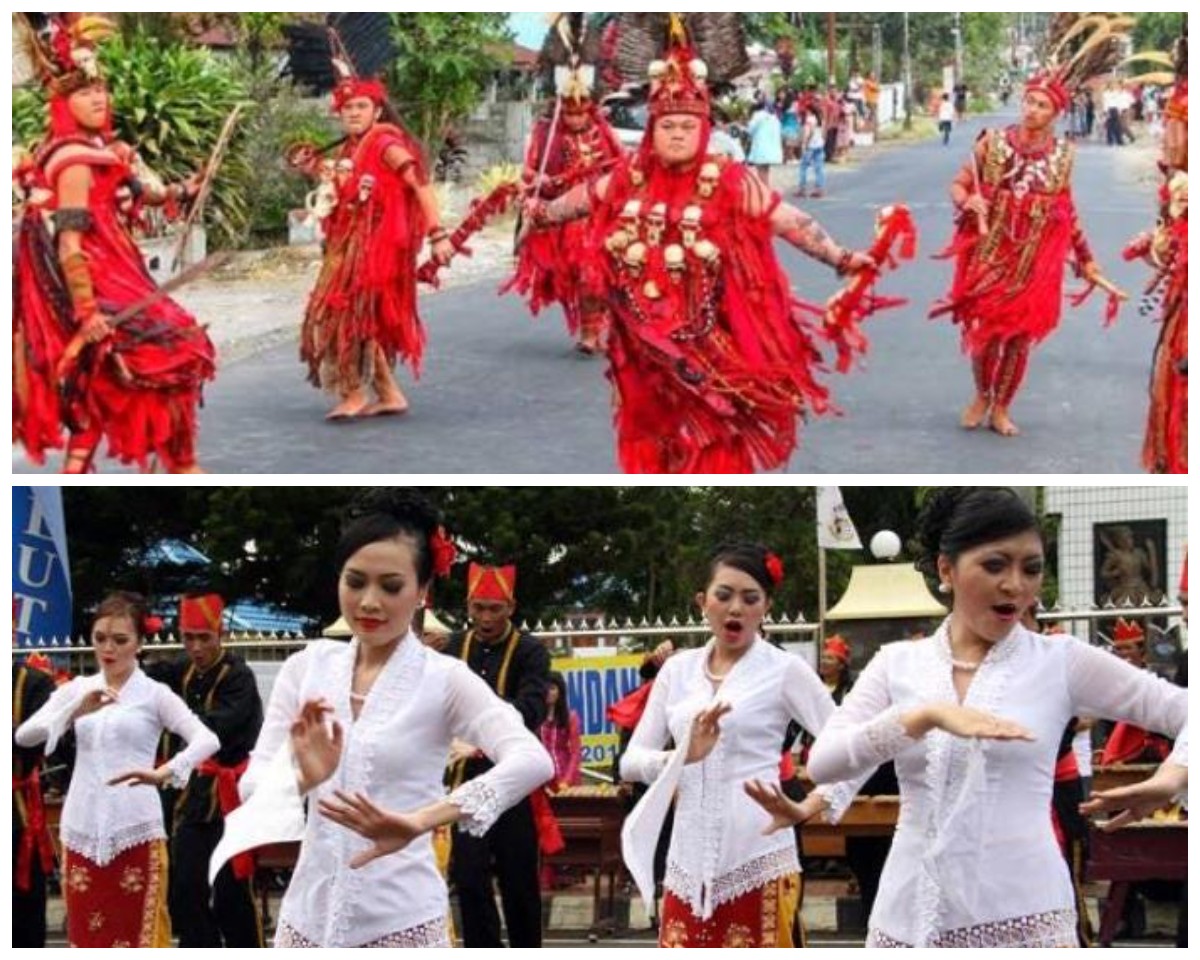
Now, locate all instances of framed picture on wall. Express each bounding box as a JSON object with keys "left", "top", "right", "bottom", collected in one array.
[{"left": 1093, "top": 520, "right": 1168, "bottom": 607}]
